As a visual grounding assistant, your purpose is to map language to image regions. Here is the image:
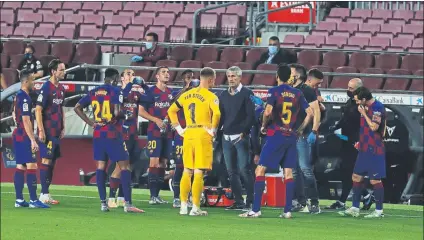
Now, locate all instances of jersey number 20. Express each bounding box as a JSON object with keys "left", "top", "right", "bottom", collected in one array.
[
  {"left": 92, "top": 100, "right": 113, "bottom": 122},
  {"left": 281, "top": 102, "right": 293, "bottom": 124}
]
